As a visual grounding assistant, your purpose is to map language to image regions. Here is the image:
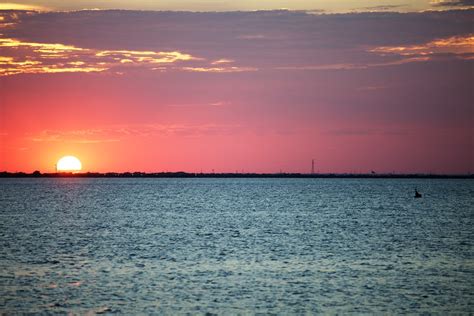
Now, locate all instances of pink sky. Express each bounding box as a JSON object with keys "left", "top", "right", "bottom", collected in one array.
[{"left": 0, "top": 9, "right": 473, "bottom": 174}]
